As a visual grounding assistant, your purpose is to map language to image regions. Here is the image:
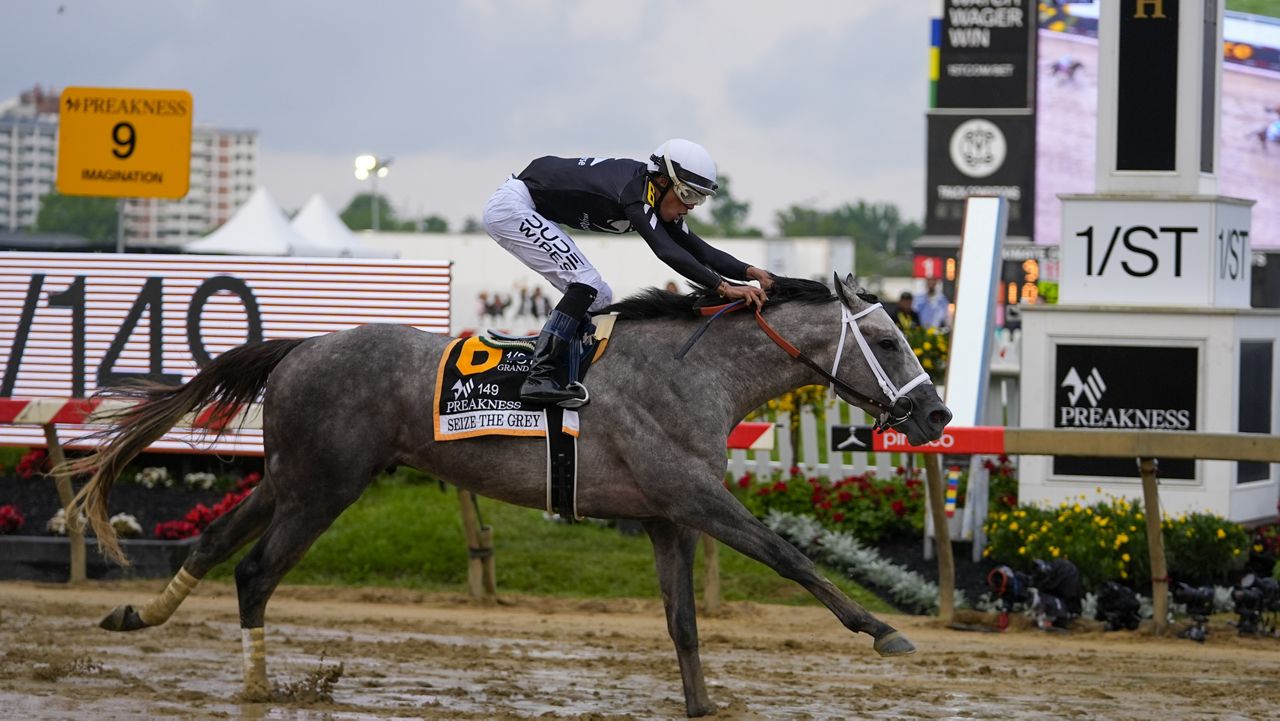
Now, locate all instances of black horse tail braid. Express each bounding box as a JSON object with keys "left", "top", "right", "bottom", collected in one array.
[{"left": 63, "top": 338, "right": 306, "bottom": 567}]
